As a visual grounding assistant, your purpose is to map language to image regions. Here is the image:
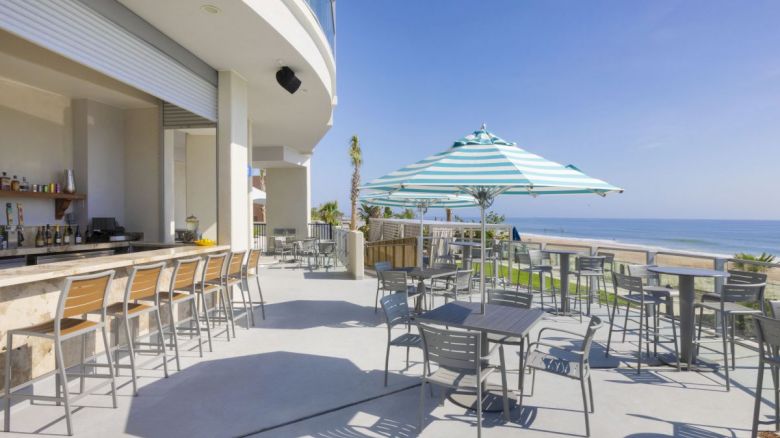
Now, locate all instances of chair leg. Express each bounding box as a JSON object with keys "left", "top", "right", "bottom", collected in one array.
[
  {"left": 154, "top": 308, "right": 169, "bottom": 378},
  {"left": 753, "top": 358, "right": 765, "bottom": 438},
  {"left": 237, "top": 283, "right": 251, "bottom": 329},
  {"left": 200, "top": 292, "right": 214, "bottom": 352},
  {"left": 550, "top": 271, "right": 558, "bottom": 314},
  {"left": 476, "top": 379, "right": 483, "bottom": 438},
  {"left": 637, "top": 303, "right": 644, "bottom": 374},
  {"left": 191, "top": 299, "right": 204, "bottom": 357},
  {"left": 588, "top": 374, "right": 595, "bottom": 413},
  {"left": 580, "top": 376, "right": 590, "bottom": 437},
  {"left": 4, "top": 333, "right": 13, "bottom": 432},
  {"left": 622, "top": 302, "right": 631, "bottom": 343},
  {"left": 243, "top": 278, "right": 256, "bottom": 327},
  {"left": 722, "top": 311, "right": 730, "bottom": 391},
  {"left": 169, "top": 302, "right": 182, "bottom": 371},
  {"left": 79, "top": 334, "right": 86, "bottom": 394},
  {"left": 418, "top": 380, "right": 426, "bottom": 433},
  {"left": 384, "top": 344, "right": 390, "bottom": 387},
  {"left": 124, "top": 316, "right": 139, "bottom": 396},
  {"left": 100, "top": 325, "right": 118, "bottom": 409},
  {"left": 730, "top": 314, "right": 736, "bottom": 370},
  {"left": 224, "top": 285, "right": 237, "bottom": 337},
  {"left": 499, "top": 345, "right": 510, "bottom": 421},
  {"left": 54, "top": 340, "right": 74, "bottom": 436},
  {"left": 255, "top": 276, "right": 266, "bottom": 320}
]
